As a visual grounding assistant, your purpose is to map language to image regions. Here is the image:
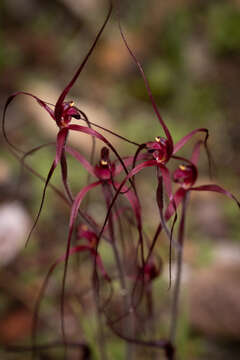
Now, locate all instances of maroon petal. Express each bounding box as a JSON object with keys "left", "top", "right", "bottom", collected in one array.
[
  {"left": 65, "top": 145, "right": 95, "bottom": 177},
  {"left": 54, "top": 3, "right": 112, "bottom": 123},
  {"left": 117, "top": 20, "right": 173, "bottom": 151},
  {"left": 55, "top": 128, "right": 69, "bottom": 163},
  {"left": 156, "top": 173, "right": 174, "bottom": 287},
  {"left": 60, "top": 148, "right": 73, "bottom": 202},
  {"left": 114, "top": 156, "right": 134, "bottom": 175},
  {"left": 173, "top": 128, "right": 209, "bottom": 154},
  {"left": 114, "top": 181, "right": 141, "bottom": 225},
  {"left": 191, "top": 140, "right": 203, "bottom": 166},
  {"left": 189, "top": 184, "right": 240, "bottom": 207},
  {"left": 70, "top": 181, "right": 101, "bottom": 229},
  {"left": 95, "top": 160, "right": 158, "bottom": 264},
  {"left": 58, "top": 245, "right": 110, "bottom": 281},
  {"left": 61, "top": 181, "right": 101, "bottom": 337},
  {"left": 158, "top": 164, "right": 173, "bottom": 201},
  {"left": 100, "top": 160, "right": 159, "bottom": 234},
  {"left": 114, "top": 152, "right": 149, "bottom": 175},
  {"left": 25, "top": 129, "right": 68, "bottom": 246},
  {"left": 144, "top": 187, "right": 186, "bottom": 269},
  {"left": 165, "top": 188, "right": 187, "bottom": 221},
  {"left": 2, "top": 91, "right": 55, "bottom": 153},
  {"left": 68, "top": 124, "right": 132, "bottom": 180}
]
